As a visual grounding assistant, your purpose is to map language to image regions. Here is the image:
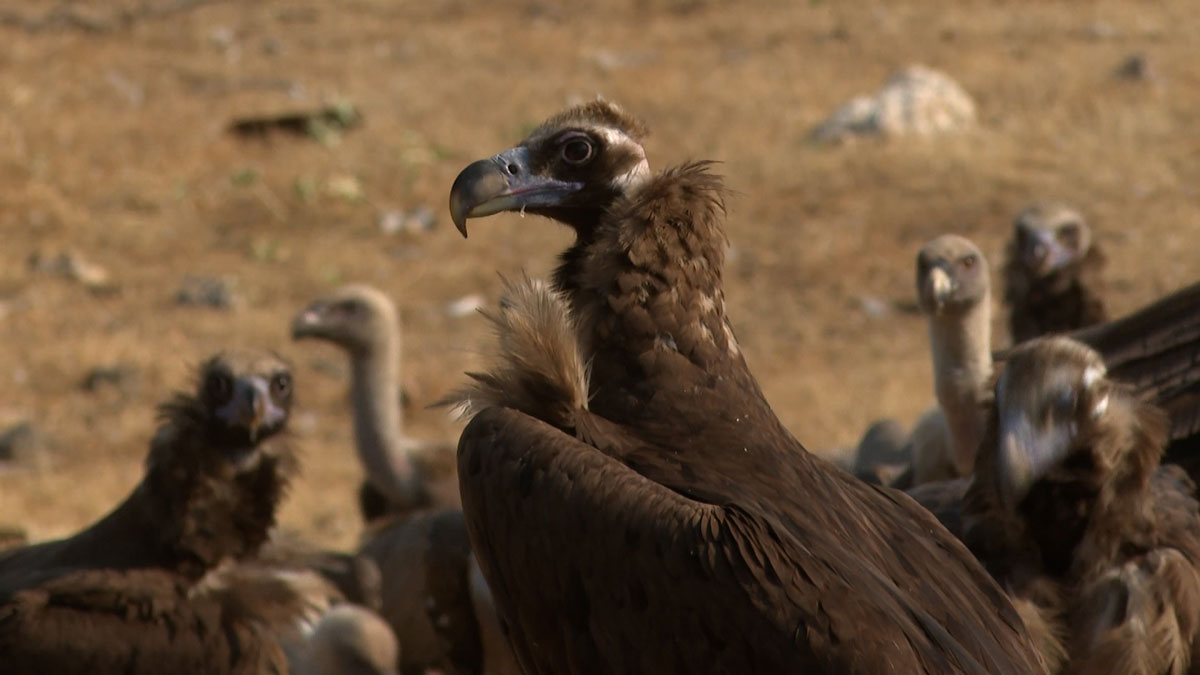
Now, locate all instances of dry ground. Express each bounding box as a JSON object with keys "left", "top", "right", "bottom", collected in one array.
[{"left": 1, "top": 0, "right": 1197, "bottom": 551}]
